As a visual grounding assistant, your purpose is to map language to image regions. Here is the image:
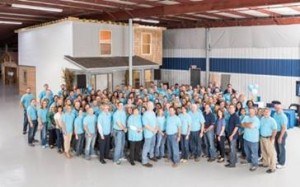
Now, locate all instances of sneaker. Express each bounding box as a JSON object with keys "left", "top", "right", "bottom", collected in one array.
[
  {"left": 276, "top": 164, "right": 285, "bottom": 169},
  {"left": 225, "top": 164, "right": 236, "bottom": 168},
  {"left": 130, "top": 162, "right": 135, "bottom": 166},
  {"left": 42, "top": 146, "right": 46, "bottom": 149},
  {"left": 23, "top": 131, "right": 27, "bottom": 135},
  {"left": 100, "top": 160, "right": 106, "bottom": 164},
  {"left": 120, "top": 157, "right": 127, "bottom": 161},
  {"left": 115, "top": 161, "right": 121, "bottom": 165},
  {"left": 150, "top": 157, "right": 158, "bottom": 162},
  {"left": 240, "top": 160, "right": 249, "bottom": 165},
  {"left": 181, "top": 159, "right": 188, "bottom": 163},
  {"left": 259, "top": 163, "right": 268, "bottom": 168},
  {"left": 28, "top": 143, "right": 35, "bottom": 147},
  {"left": 266, "top": 169, "right": 276, "bottom": 173},
  {"left": 142, "top": 163, "right": 153, "bottom": 168},
  {"left": 249, "top": 166, "right": 258, "bottom": 171},
  {"left": 217, "top": 158, "right": 225, "bottom": 163}
]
